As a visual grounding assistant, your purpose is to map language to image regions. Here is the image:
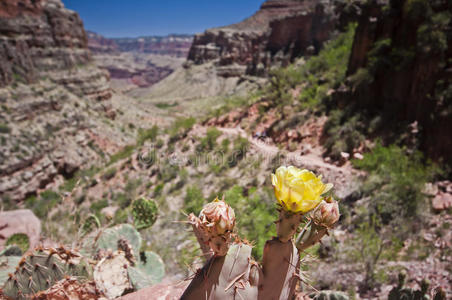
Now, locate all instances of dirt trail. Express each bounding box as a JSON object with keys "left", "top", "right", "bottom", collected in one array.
[
  {"left": 216, "top": 126, "right": 358, "bottom": 198},
  {"left": 218, "top": 126, "right": 354, "bottom": 174}
]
